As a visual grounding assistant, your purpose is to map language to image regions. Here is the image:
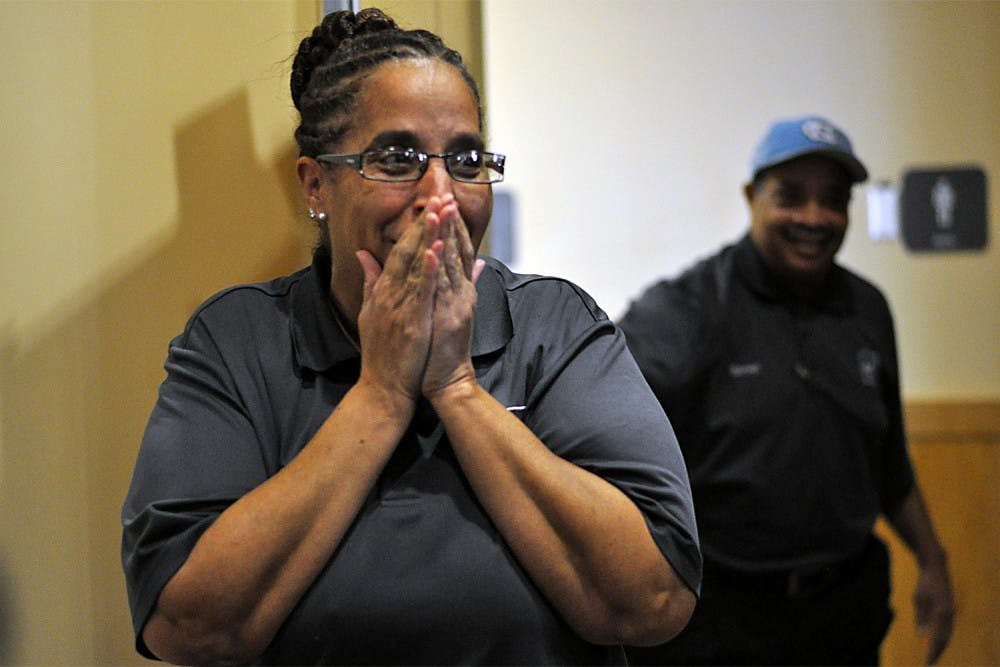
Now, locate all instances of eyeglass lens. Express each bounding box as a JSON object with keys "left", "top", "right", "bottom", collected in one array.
[{"left": 363, "top": 149, "right": 502, "bottom": 183}]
